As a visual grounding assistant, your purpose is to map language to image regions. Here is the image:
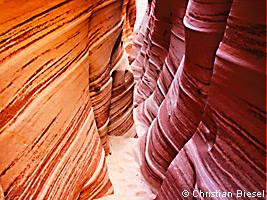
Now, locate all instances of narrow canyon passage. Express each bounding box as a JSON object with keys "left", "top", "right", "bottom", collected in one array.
[
  {"left": 96, "top": 1, "right": 157, "bottom": 198},
  {"left": 96, "top": 135, "right": 155, "bottom": 200},
  {"left": 0, "top": 0, "right": 265, "bottom": 200}
]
